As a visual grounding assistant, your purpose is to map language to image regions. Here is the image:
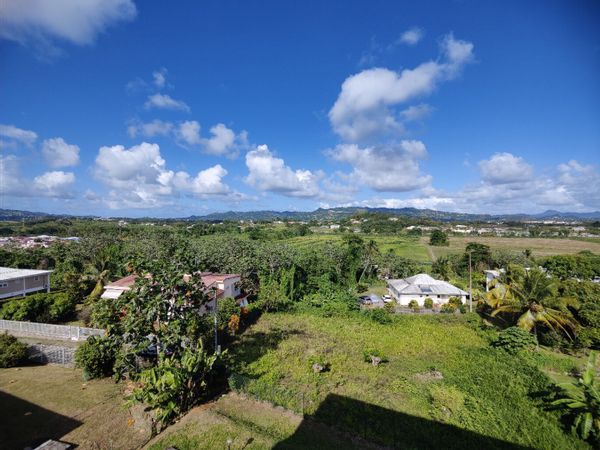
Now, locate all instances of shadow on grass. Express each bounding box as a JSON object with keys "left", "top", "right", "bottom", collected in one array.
[
  {"left": 273, "top": 393, "right": 532, "bottom": 450},
  {"left": 0, "top": 390, "right": 81, "bottom": 449}
]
